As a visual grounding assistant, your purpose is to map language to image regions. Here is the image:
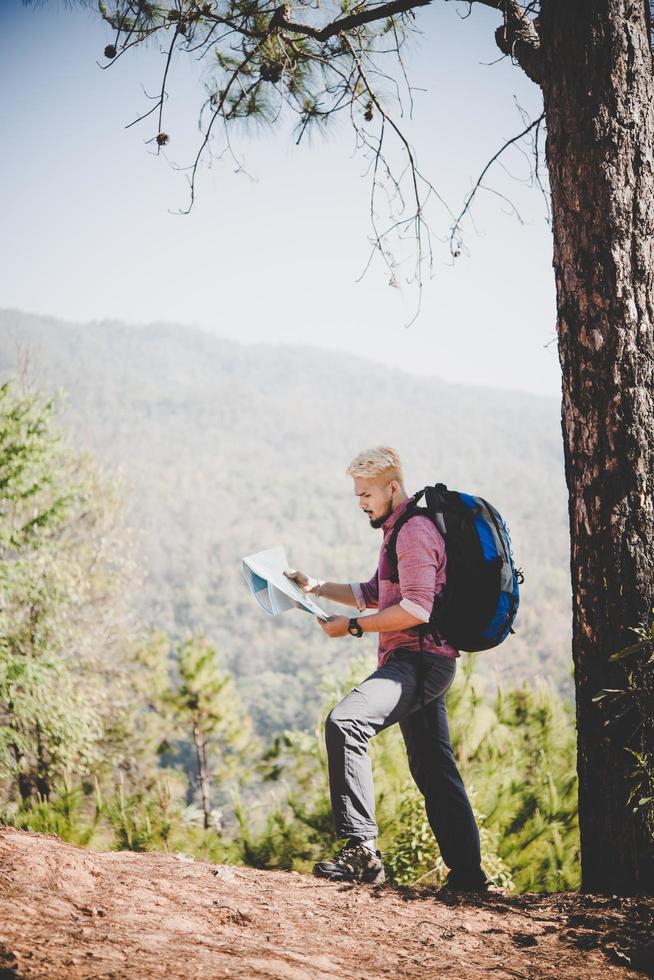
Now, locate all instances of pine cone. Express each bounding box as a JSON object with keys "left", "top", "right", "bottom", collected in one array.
[{"left": 260, "top": 62, "right": 283, "bottom": 83}]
